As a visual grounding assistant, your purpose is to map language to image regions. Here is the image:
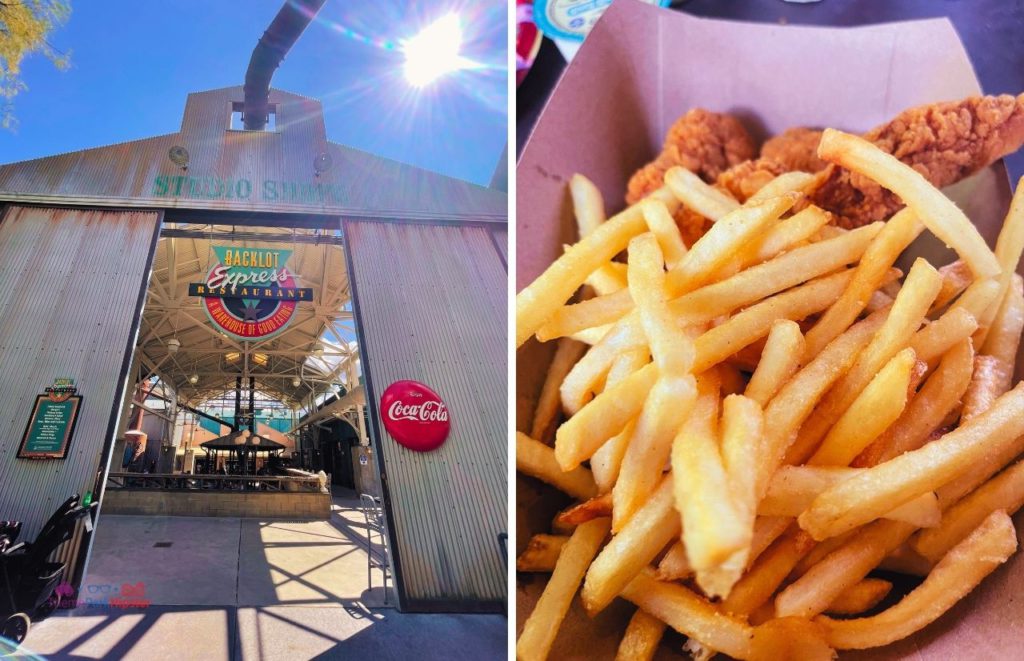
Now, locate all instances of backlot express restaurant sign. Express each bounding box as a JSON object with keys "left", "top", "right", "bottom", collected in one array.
[
  {"left": 189, "top": 246, "right": 312, "bottom": 341},
  {"left": 18, "top": 379, "right": 83, "bottom": 459}
]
